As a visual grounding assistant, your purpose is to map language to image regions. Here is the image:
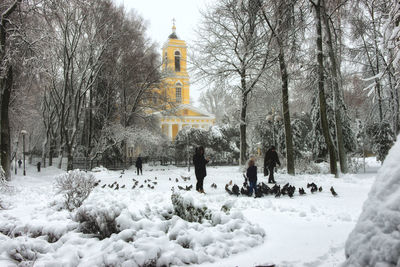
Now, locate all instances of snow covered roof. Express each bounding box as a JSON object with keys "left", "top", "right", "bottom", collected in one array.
[{"left": 153, "top": 104, "right": 215, "bottom": 119}]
